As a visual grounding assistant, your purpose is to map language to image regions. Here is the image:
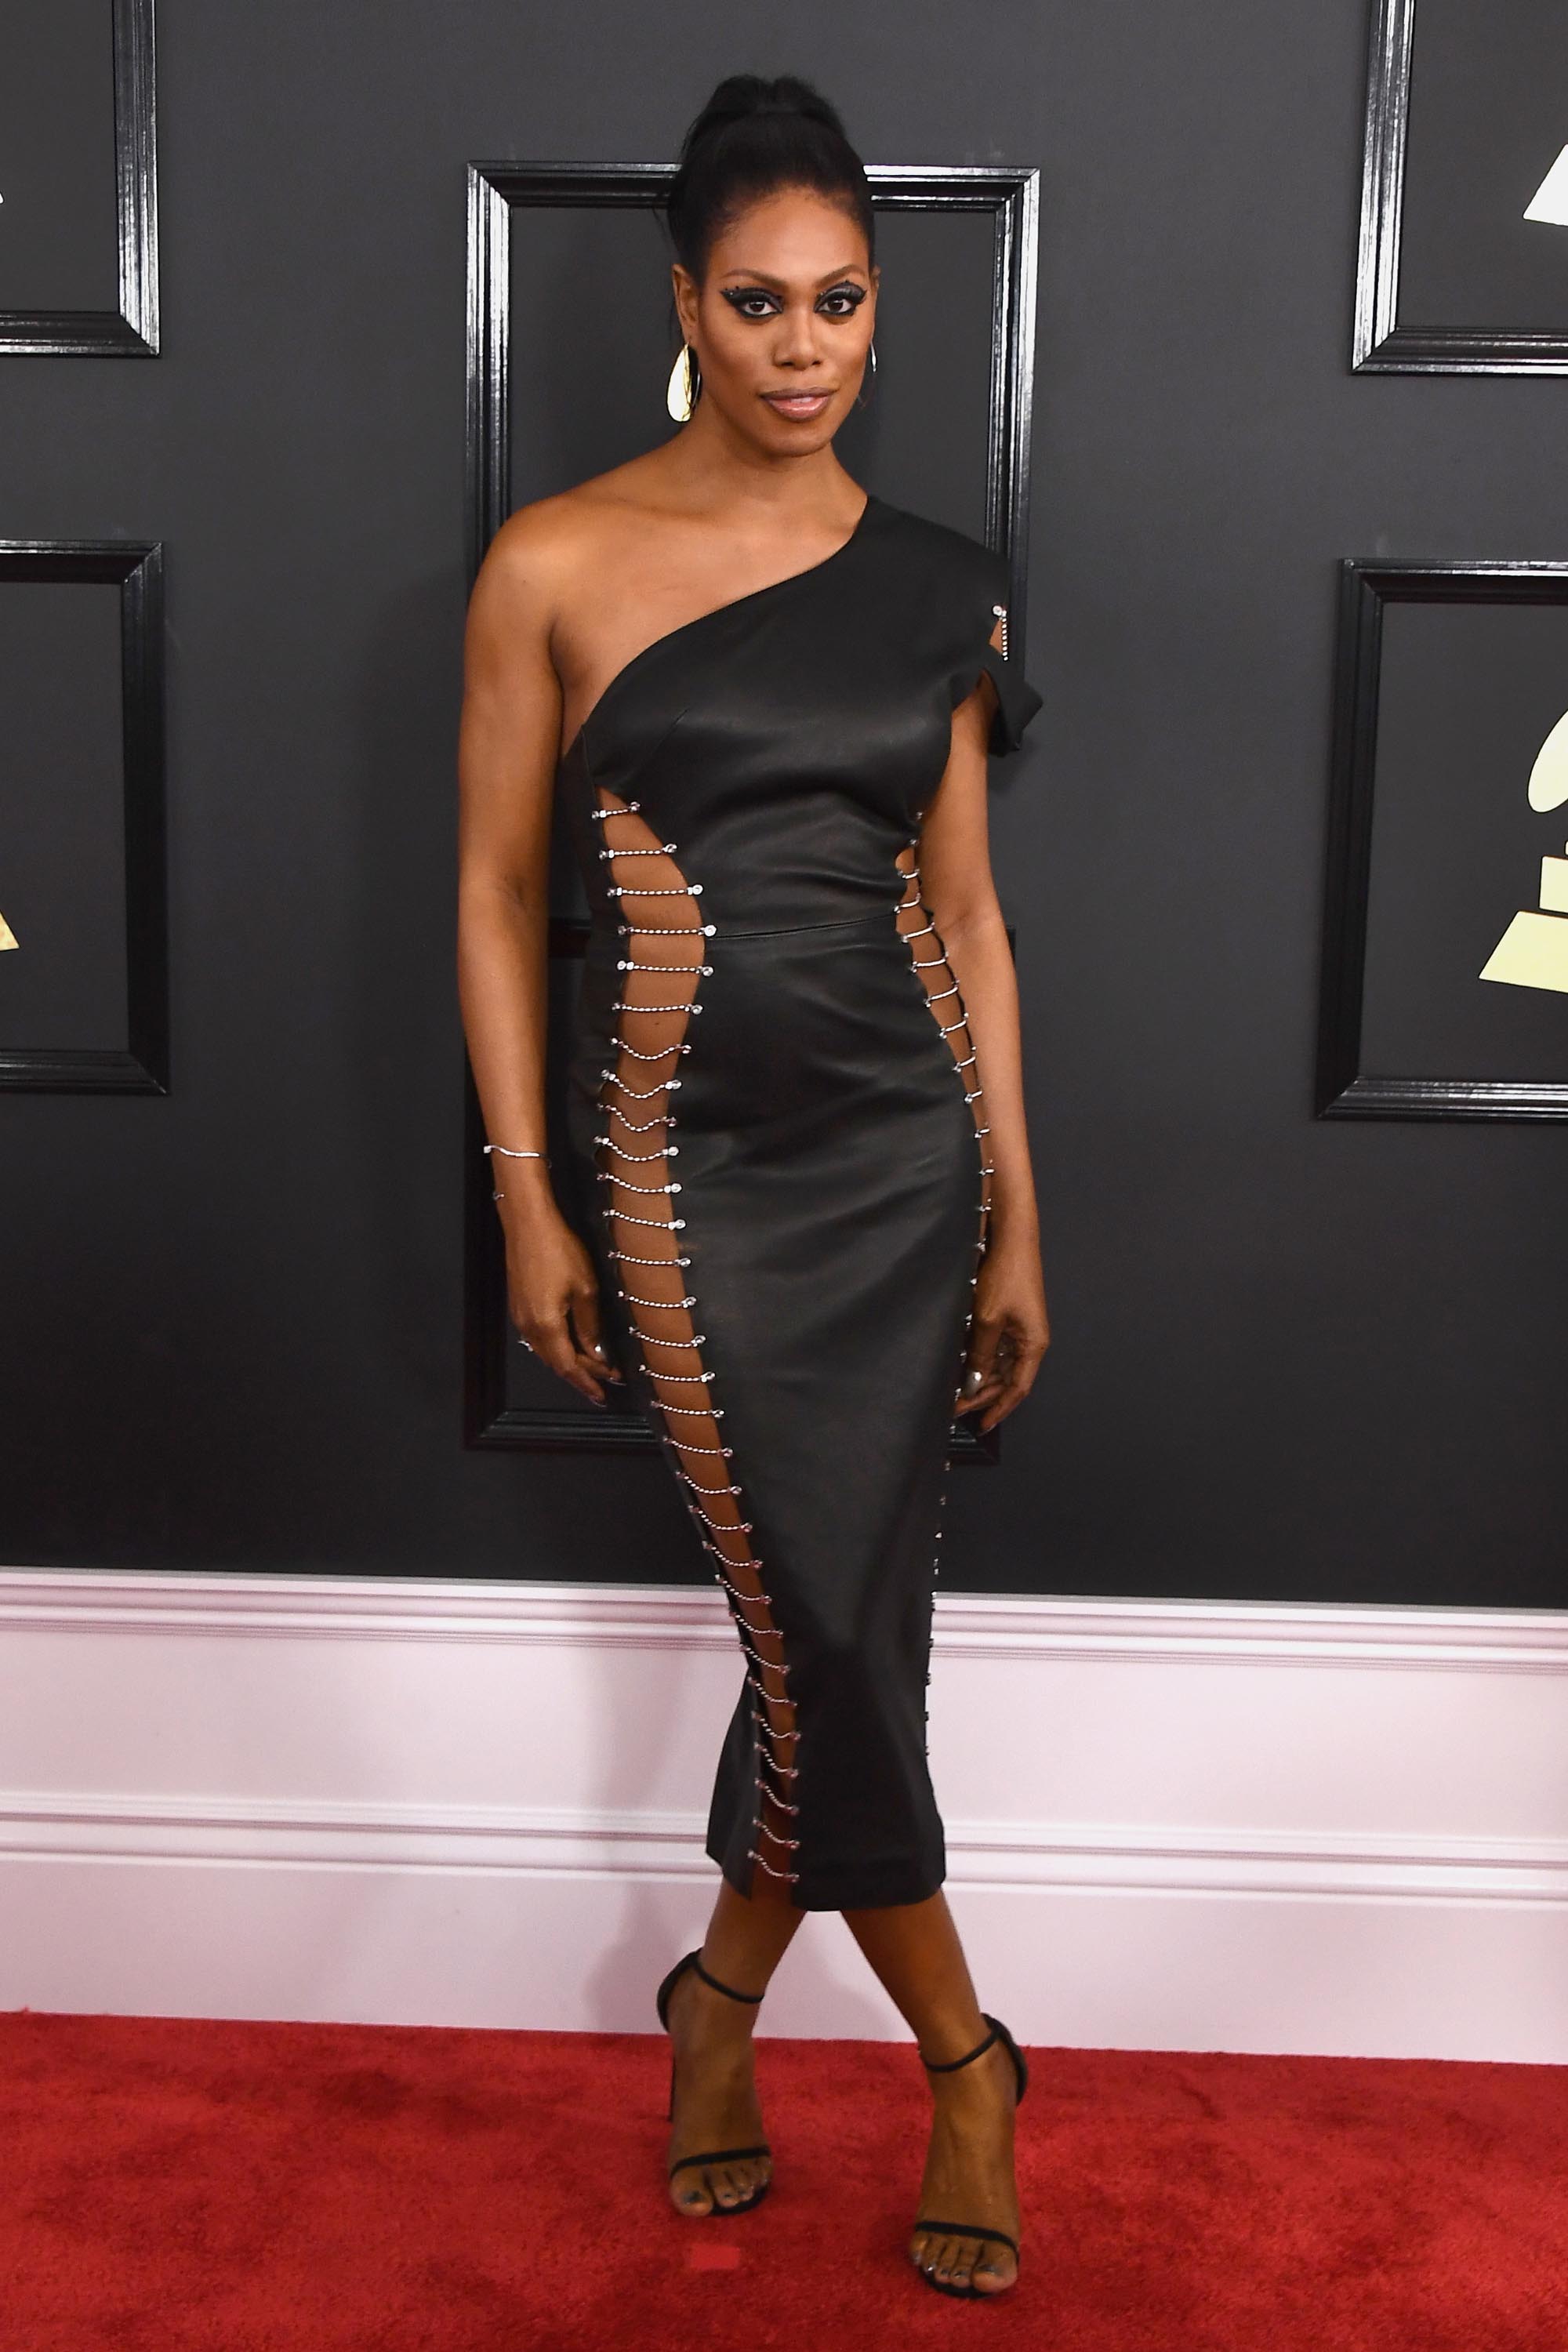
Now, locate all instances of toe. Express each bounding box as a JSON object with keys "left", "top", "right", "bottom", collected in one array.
[
  {"left": 972, "top": 2246, "right": 1018, "bottom": 2295},
  {"left": 670, "top": 2165, "right": 713, "bottom": 2216},
  {"left": 910, "top": 2227, "right": 944, "bottom": 2280}
]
